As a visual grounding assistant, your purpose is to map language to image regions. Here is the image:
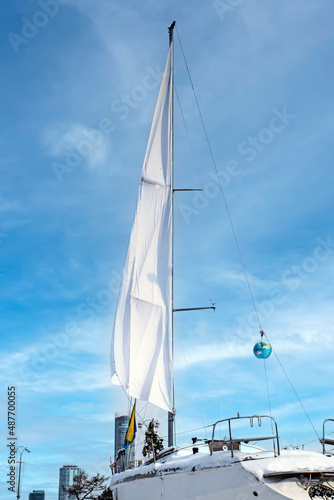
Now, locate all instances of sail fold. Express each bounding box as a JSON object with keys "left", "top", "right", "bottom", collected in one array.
[{"left": 111, "top": 43, "right": 173, "bottom": 412}]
